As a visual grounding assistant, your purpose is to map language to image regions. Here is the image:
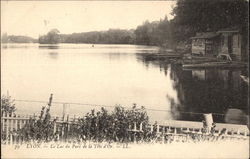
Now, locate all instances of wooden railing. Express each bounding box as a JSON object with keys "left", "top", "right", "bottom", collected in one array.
[{"left": 1, "top": 112, "right": 249, "bottom": 145}]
